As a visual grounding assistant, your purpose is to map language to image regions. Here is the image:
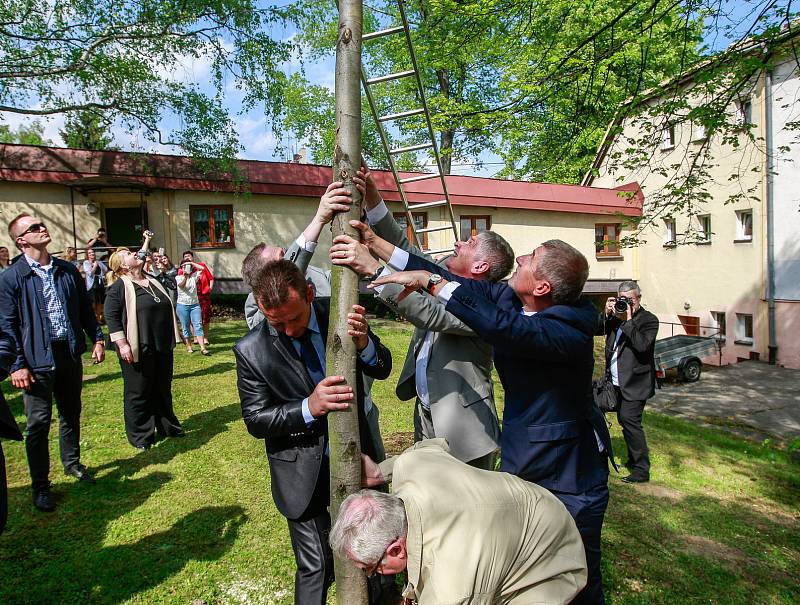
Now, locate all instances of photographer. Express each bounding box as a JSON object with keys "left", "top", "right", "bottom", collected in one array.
[
  {"left": 176, "top": 259, "right": 209, "bottom": 355},
  {"left": 104, "top": 235, "right": 184, "bottom": 451},
  {"left": 597, "top": 281, "right": 659, "bottom": 483}
]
